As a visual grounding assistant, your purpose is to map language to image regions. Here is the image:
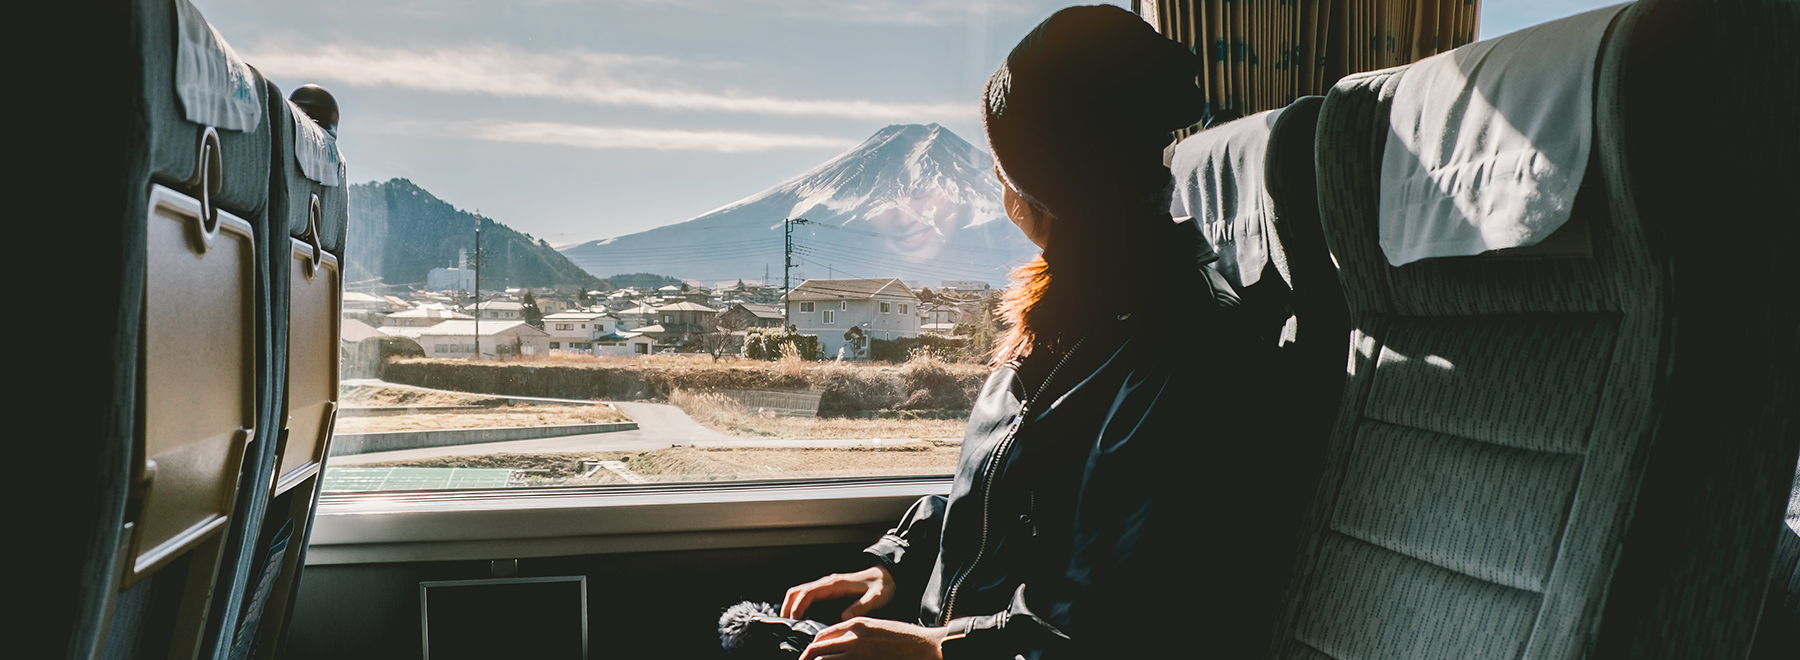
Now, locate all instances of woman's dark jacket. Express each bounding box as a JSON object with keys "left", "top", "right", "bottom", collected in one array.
[{"left": 862, "top": 223, "right": 1302, "bottom": 659}]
